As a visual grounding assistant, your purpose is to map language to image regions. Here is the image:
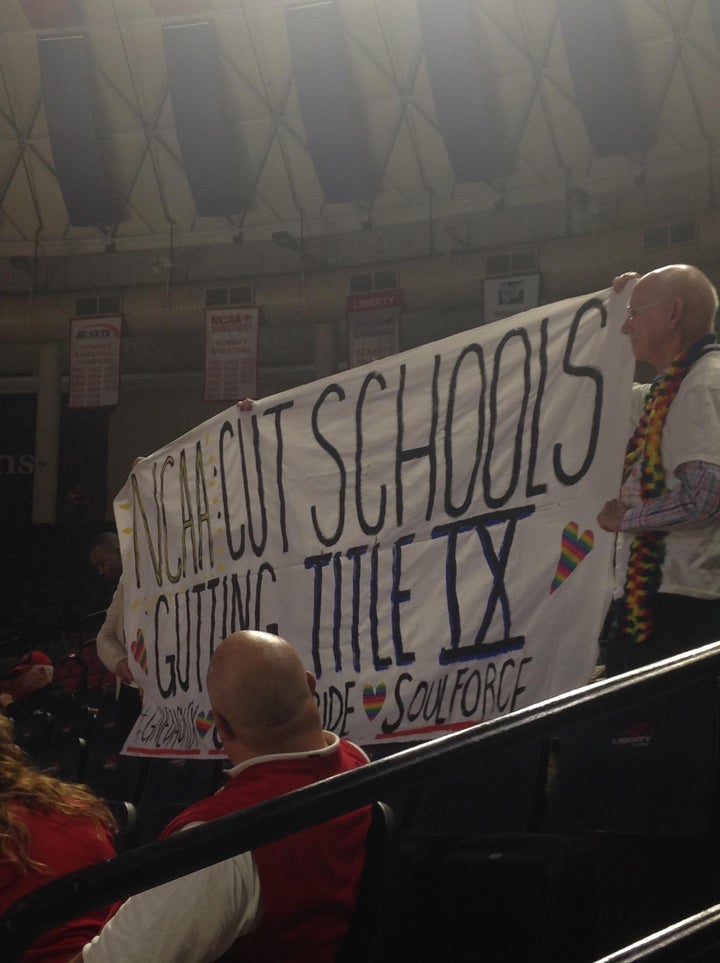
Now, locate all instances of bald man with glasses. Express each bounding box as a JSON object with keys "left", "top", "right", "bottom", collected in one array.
[{"left": 597, "top": 264, "right": 720, "bottom": 672}]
